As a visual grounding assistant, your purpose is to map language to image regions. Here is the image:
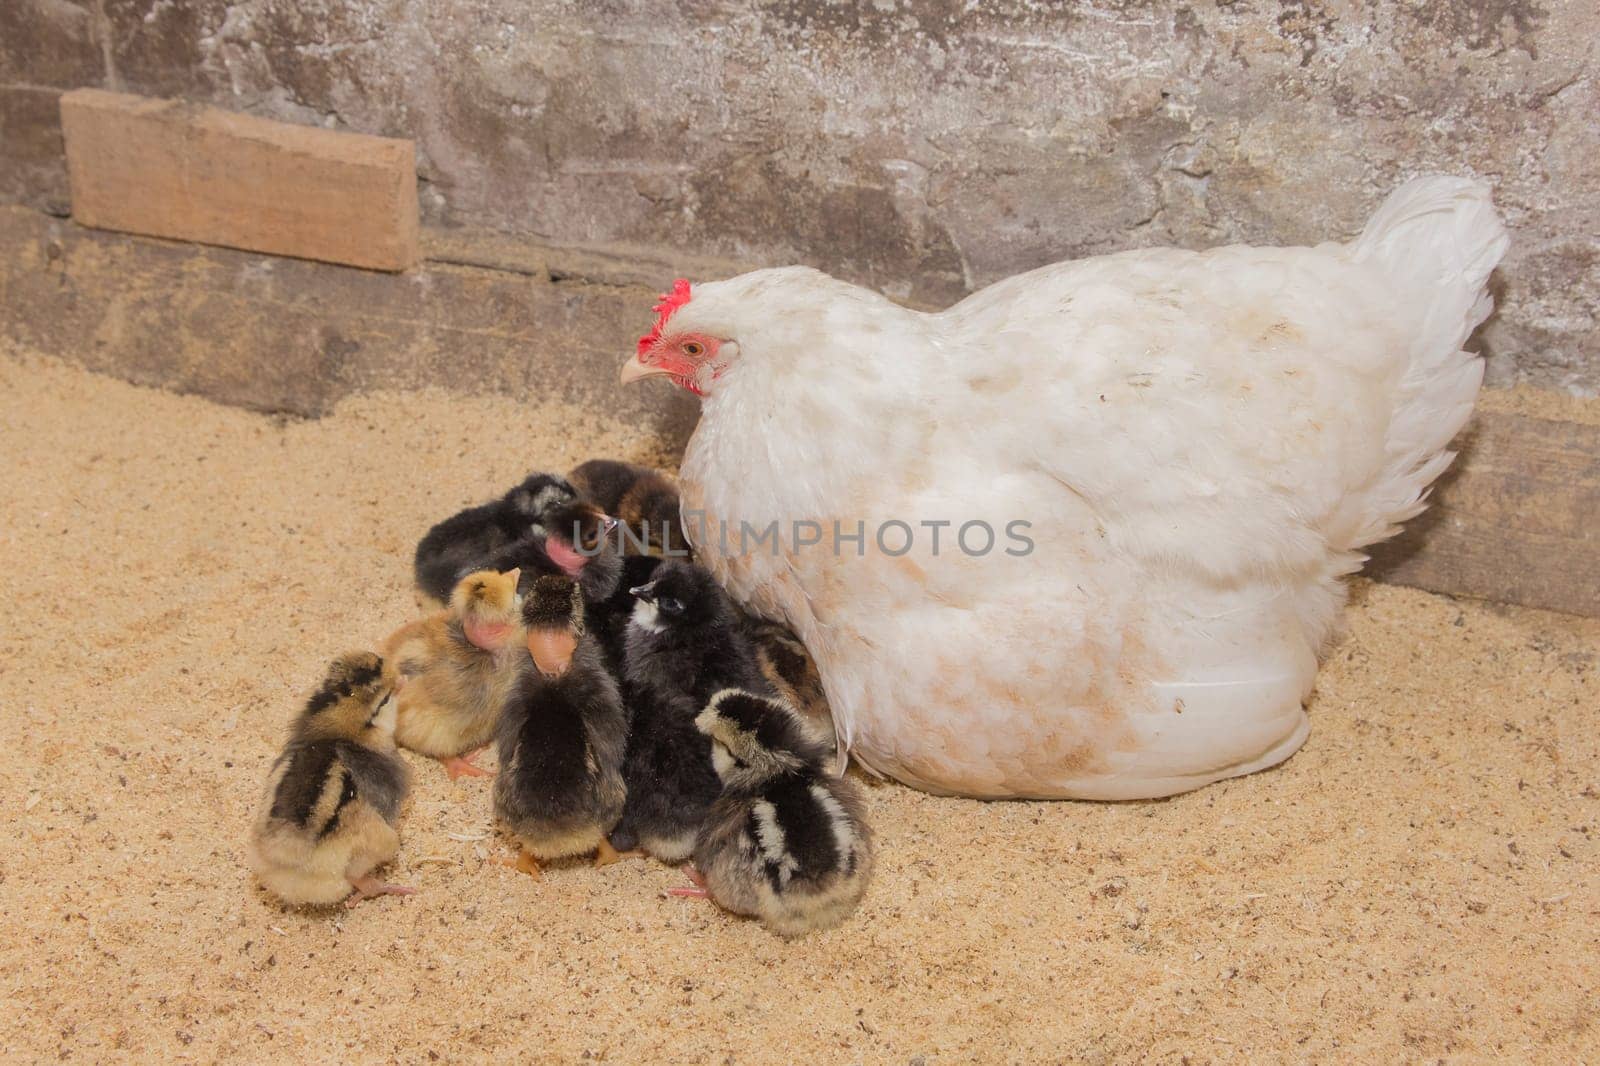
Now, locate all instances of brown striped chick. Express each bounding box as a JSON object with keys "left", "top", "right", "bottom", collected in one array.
[
  {"left": 672, "top": 689, "right": 873, "bottom": 937},
  {"left": 492, "top": 576, "right": 630, "bottom": 877},
  {"left": 248, "top": 652, "right": 413, "bottom": 908},
  {"left": 567, "top": 458, "right": 692, "bottom": 558},
  {"left": 381, "top": 569, "right": 524, "bottom": 780},
  {"left": 743, "top": 616, "right": 840, "bottom": 767}
]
